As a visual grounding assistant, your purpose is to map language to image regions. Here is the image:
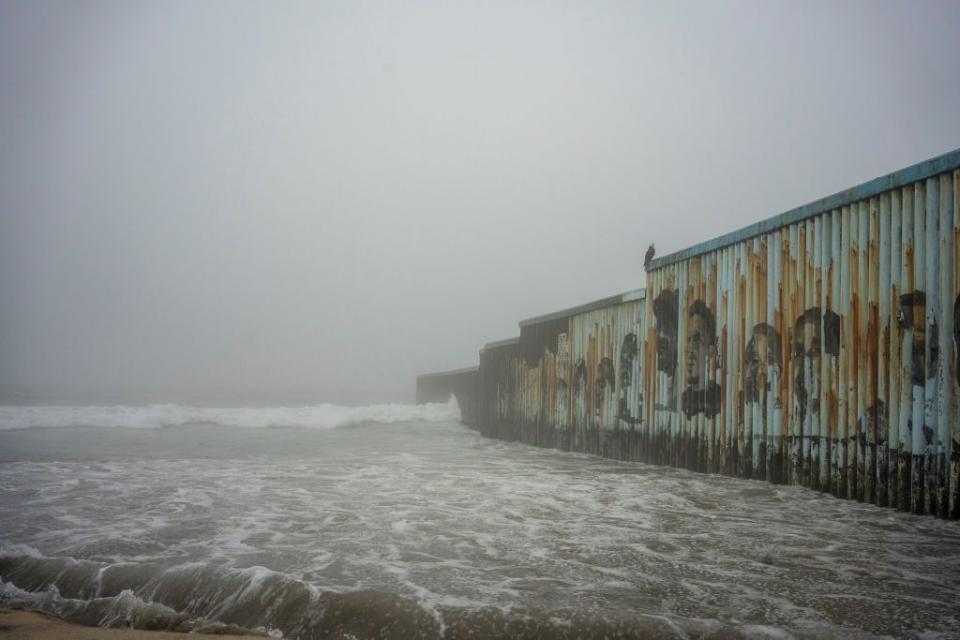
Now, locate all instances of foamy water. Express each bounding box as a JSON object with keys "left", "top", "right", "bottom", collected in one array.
[
  {"left": 0, "top": 398, "right": 460, "bottom": 431},
  {"left": 0, "top": 404, "right": 958, "bottom": 639}
]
